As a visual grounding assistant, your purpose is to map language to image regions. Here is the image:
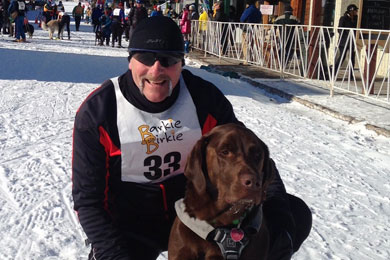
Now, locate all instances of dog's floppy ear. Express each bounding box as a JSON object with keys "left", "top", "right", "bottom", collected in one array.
[{"left": 184, "top": 135, "right": 210, "bottom": 196}]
